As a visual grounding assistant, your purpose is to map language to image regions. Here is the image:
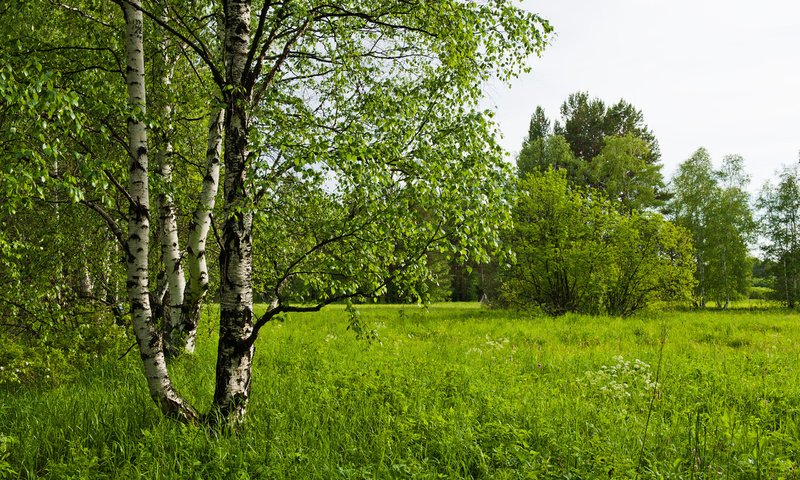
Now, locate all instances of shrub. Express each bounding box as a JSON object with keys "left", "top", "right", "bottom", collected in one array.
[
  {"left": 748, "top": 286, "right": 775, "bottom": 301},
  {"left": 499, "top": 169, "right": 695, "bottom": 316},
  {"left": 0, "top": 312, "right": 130, "bottom": 389}
]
